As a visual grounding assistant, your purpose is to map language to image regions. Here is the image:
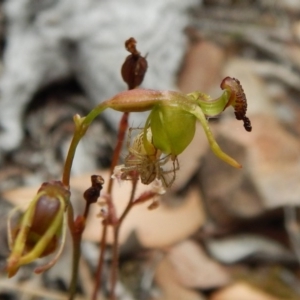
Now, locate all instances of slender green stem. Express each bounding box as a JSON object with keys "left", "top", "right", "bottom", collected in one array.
[
  {"left": 64, "top": 102, "right": 109, "bottom": 299},
  {"left": 62, "top": 103, "right": 108, "bottom": 187},
  {"left": 69, "top": 207, "right": 94, "bottom": 299},
  {"left": 62, "top": 132, "right": 84, "bottom": 187},
  {"left": 65, "top": 104, "right": 107, "bottom": 298},
  {"left": 69, "top": 231, "right": 81, "bottom": 300}
]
